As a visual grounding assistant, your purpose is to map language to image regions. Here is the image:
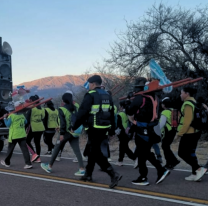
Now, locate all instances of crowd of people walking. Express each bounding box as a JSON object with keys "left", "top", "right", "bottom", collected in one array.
[{"left": 1, "top": 74, "right": 208, "bottom": 188}]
